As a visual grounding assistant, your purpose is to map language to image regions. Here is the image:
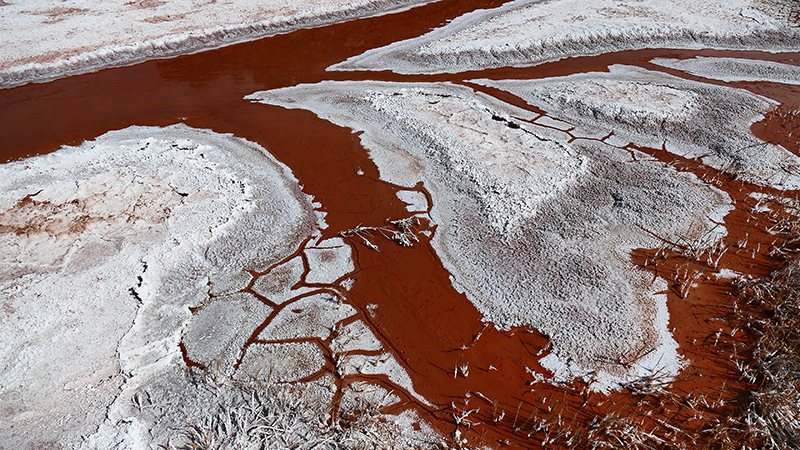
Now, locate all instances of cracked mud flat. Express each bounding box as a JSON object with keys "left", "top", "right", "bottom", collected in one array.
[
  {"left": 250, "top": 81, "right": 733, "bottom": 389},
  {"left": 472, "top": 65, "right": 800, "bottom": 188},
  {"left": 2, "top": 0, "right": 800, "bottom": 448},
  {"left": 0, "top": 125, "right": 436, "bottom": 449}
]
